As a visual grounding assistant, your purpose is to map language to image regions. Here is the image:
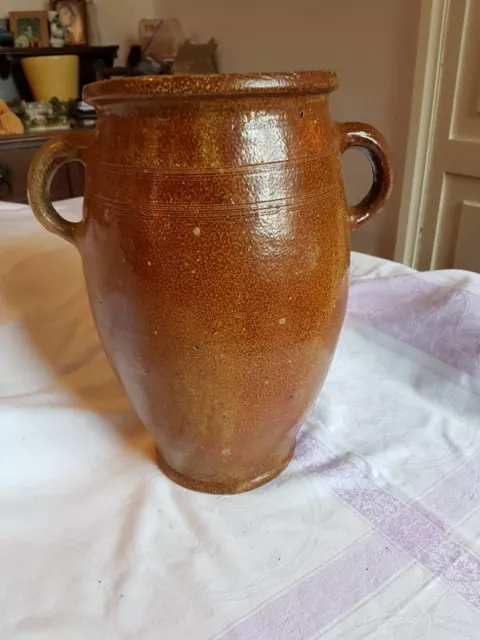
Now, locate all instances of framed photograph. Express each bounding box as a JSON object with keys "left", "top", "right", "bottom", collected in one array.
[
  {"left": 9, "top": 11, "right": 49, "bottom": 48},
  {"left": 50, "top": 0, "right": 87, "bottom": 45}
]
